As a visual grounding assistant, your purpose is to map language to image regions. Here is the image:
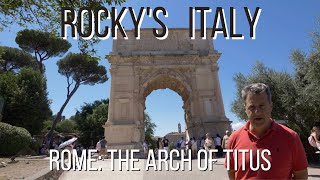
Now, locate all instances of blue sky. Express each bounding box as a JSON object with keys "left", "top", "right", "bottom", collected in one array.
[{"left": 0, "top": 0, "right": 319, "bottom": 136}]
